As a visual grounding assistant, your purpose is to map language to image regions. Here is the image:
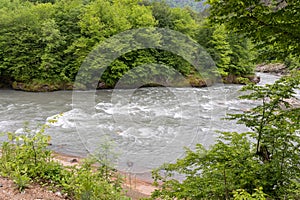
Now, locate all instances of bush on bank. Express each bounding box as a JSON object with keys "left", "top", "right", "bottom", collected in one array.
[{"left": 0, "top": 121, "right": 129, "bottom": 200}]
